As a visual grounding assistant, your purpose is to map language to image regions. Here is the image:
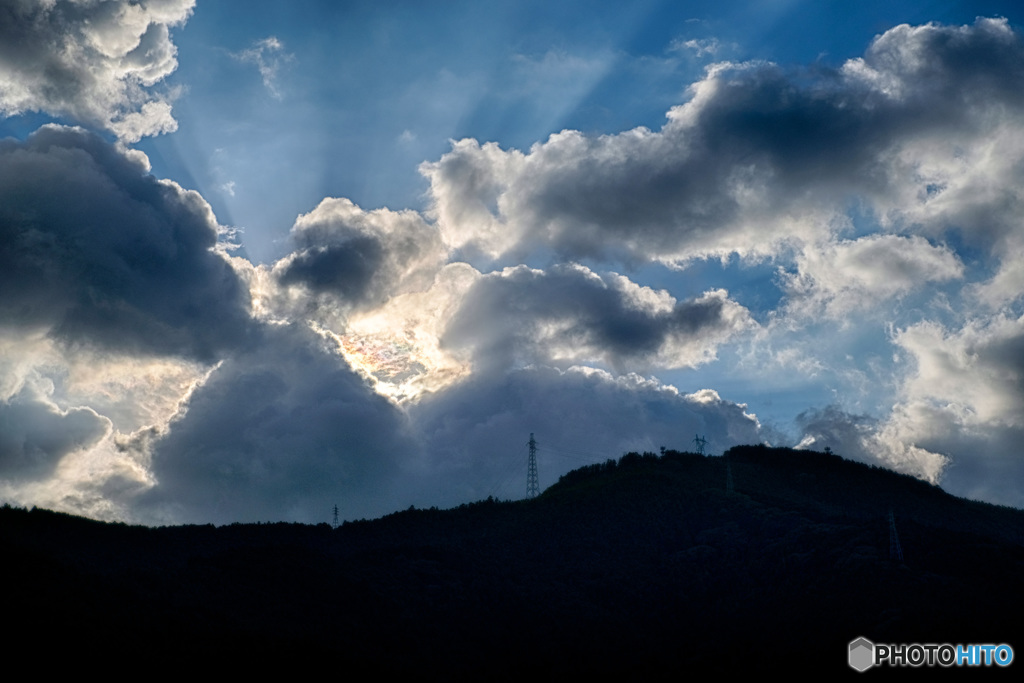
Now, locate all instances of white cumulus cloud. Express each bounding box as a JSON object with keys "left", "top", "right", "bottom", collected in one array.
[{"left": 0, "top": 0, "right": 195, "bottom": 141}]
